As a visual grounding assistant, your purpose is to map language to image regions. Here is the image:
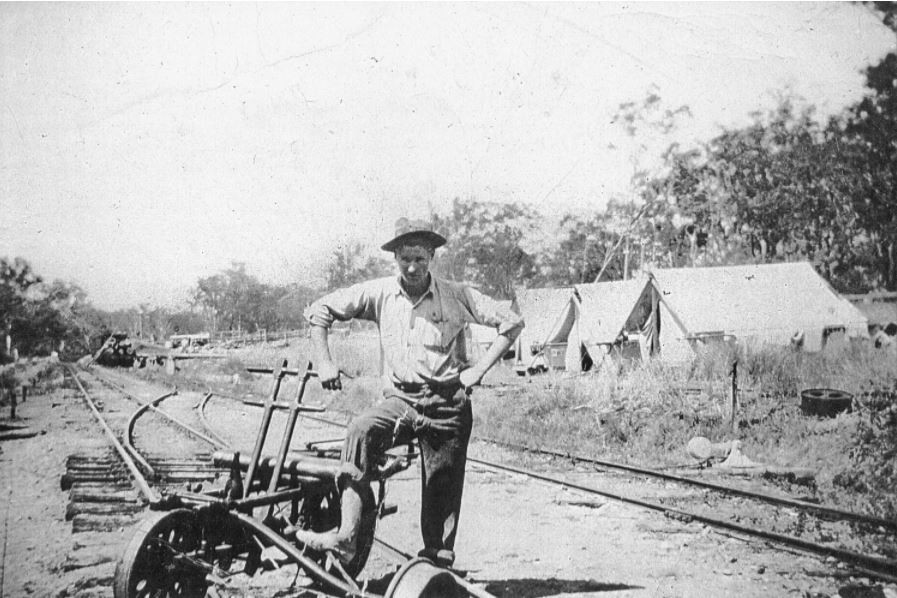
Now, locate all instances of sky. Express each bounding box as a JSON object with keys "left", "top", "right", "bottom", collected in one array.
[{"left": 1, "top": 2, "right": 894, "bottom": 310}]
